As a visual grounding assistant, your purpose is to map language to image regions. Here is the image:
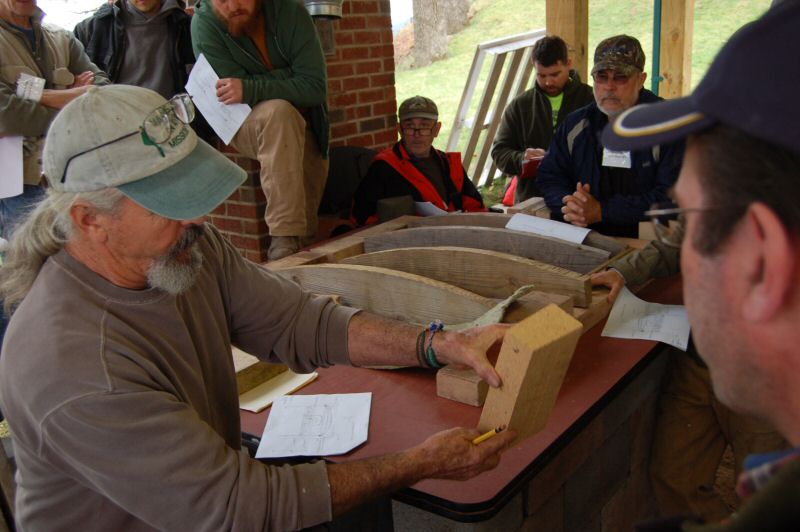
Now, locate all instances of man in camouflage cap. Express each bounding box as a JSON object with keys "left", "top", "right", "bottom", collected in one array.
[{"left": 536, "top": 34, "right": 682, "bottom": 238}]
